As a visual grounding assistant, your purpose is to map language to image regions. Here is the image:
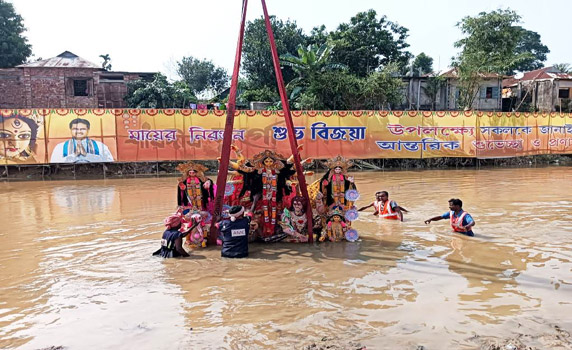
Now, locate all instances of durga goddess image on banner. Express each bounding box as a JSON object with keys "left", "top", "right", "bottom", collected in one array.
[{"left": 0, "top": 113, "right": 45, "bottom": 165}]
